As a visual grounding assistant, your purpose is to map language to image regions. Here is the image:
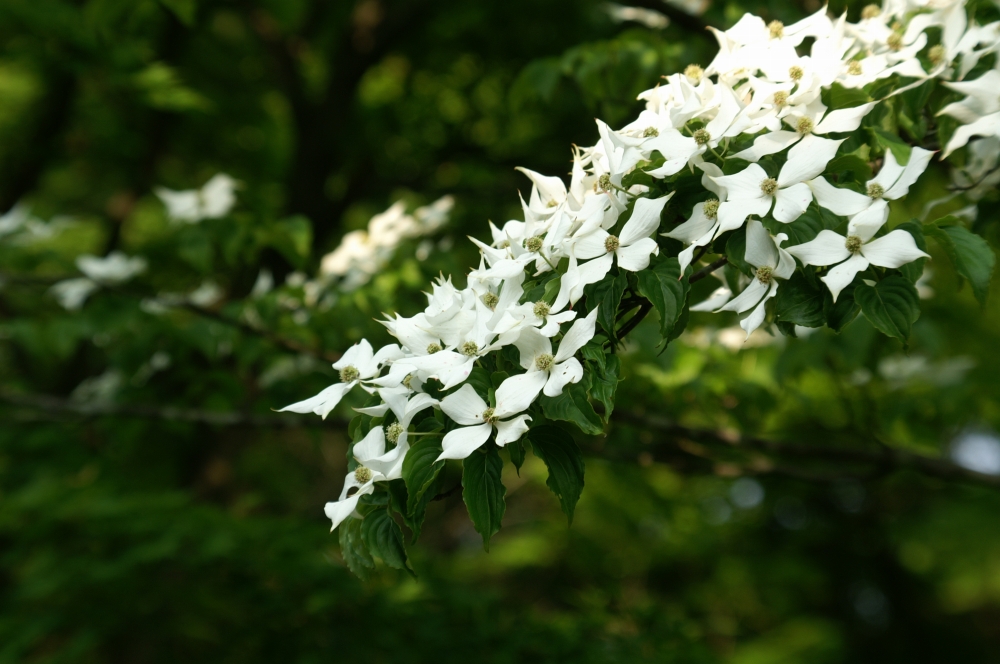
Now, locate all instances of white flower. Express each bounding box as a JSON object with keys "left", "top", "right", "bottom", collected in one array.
[
  {"left": 786, "top": 214, "right": 929, "bottom": 301},
  {"left": 713, "top": 135, "right": 842, "bottom": 228},
  {"left": 279, "top": 340, "right": 401, "bottom": 418},
  {"left": 567, "top": 194, "right": 671, "bottom": 286},
  {"left": 155, "top": 173, "right": 237, "bottom": 223},
  {"left": 509, "top": 308, "right": 599, "bottom": 403},
  {"left": 716, "top": 218, "right": 795, "bottom": 338},
  {"left": 76, "top": 251, "right": 147, "bottom": 284},
  {"left": 734, "top": 100, "right": 874, "bottom": 161},
  {"left": 50, "top": 278, "right": 99, "bottom": 311},
  {"left": 939, "top": 70, "right": 1000, "bottom": 157},
  {"left": 437, "top": 381, "right": 534, "bottom": 461},
  {"left": 808, "top": 146, "right": 934, "bottom": 218}
]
